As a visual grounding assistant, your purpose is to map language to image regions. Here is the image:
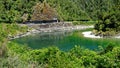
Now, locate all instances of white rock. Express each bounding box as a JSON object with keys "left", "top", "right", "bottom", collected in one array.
[{"left": 82, "top": 31, "right": 101, "bottom": 38}]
